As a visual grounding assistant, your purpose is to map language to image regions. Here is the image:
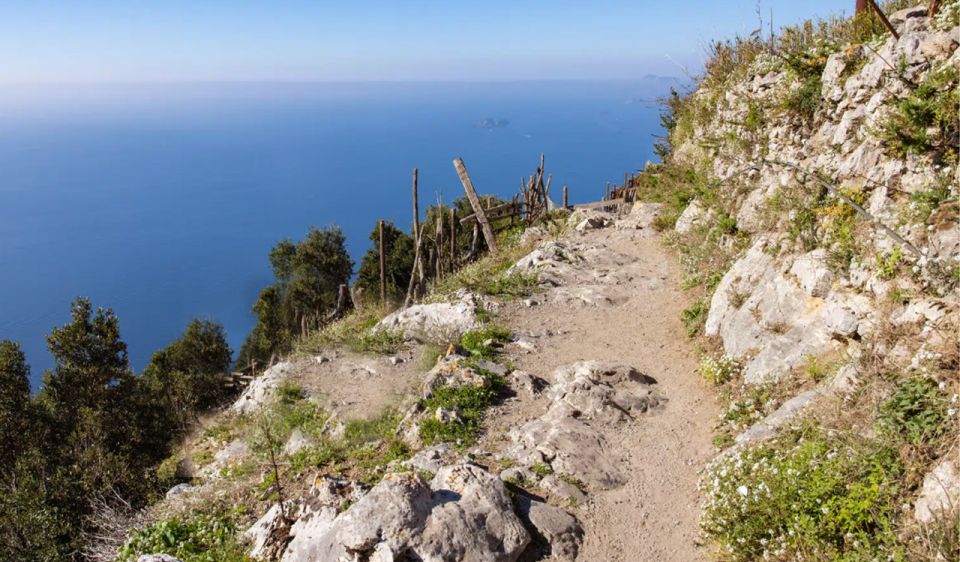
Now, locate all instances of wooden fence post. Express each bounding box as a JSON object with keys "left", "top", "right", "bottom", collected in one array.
[
  {"left": 378, "top": 220, "right": 386, "bottom": 302},
  {"left": 867, "top": 0, "right": 900, "bottom": 39},
  {"left": 412, "top": 168, "right": 420, "bottom": 245},
  {"left": 449, "top": 207, "right": 456, "bottom": 269},
  {"left": 563, "top": 186, "right": 569, "bottom": 209},
  {"left": 453, "top": 158, "right": 498, "bottom": 255}
]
